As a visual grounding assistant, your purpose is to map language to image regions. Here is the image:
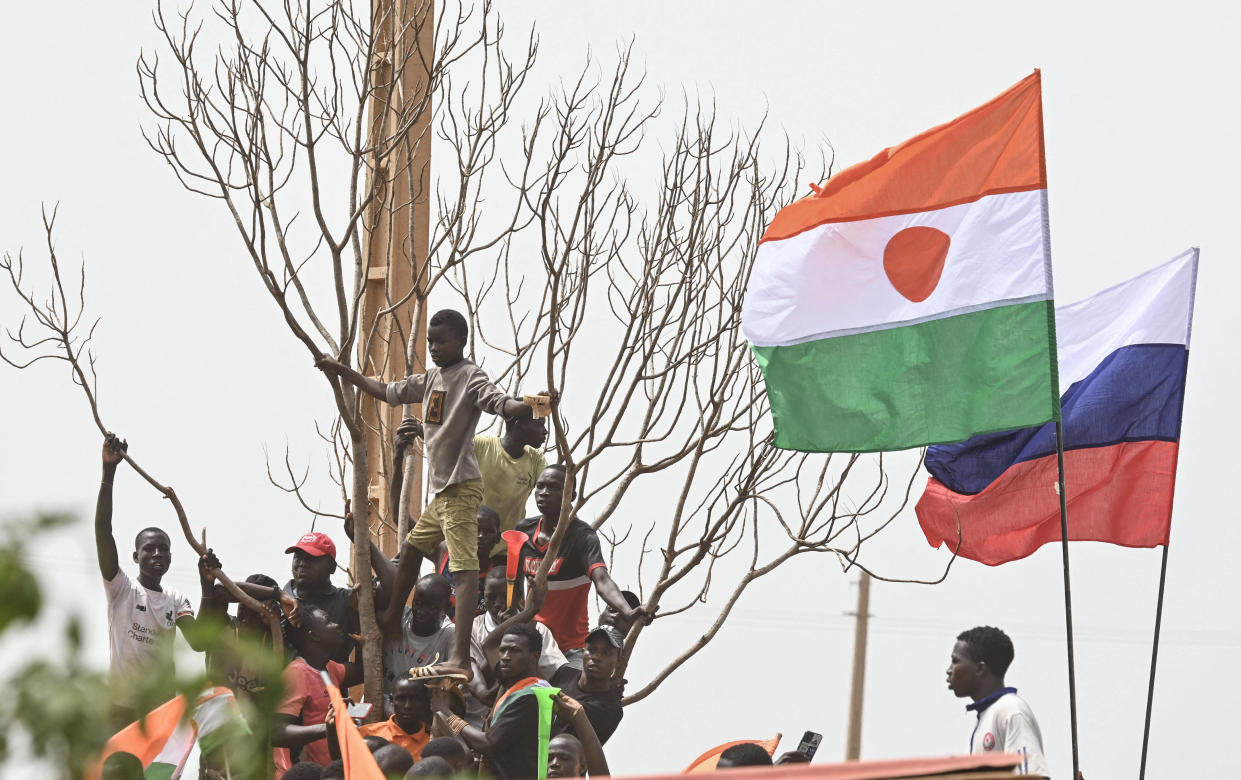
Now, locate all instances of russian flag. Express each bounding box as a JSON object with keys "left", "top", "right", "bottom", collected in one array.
[{"left": 916, "top": 249, "right": 1198, "bottom": 565}]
